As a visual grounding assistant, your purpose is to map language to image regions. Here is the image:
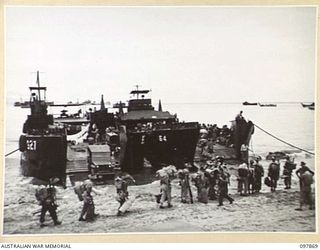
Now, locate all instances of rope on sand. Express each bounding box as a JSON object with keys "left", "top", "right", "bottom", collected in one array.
[
  {"left": 5, "top": 148, "right": 19, "bottom": 157},
  {"left": 253, "top": 123, "right": 315, "bottom": 156}
]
